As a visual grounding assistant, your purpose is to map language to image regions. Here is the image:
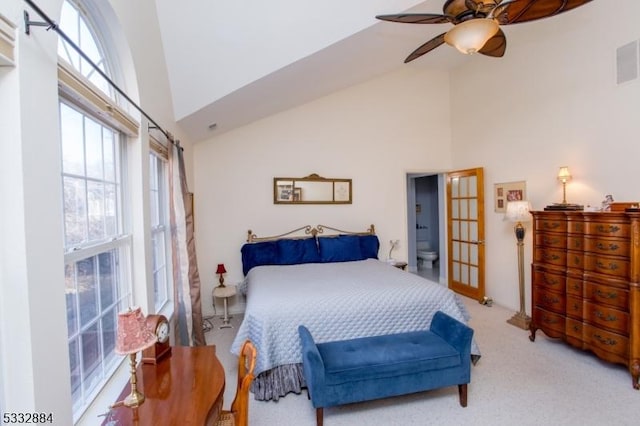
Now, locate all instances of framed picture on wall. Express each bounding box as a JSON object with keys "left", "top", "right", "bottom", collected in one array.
[
  {"left": 494, "top": 181, "right": 526, "bottom": 213},
  {"left": 276, "top": 183, "right": 293, "bottom": 202}
]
